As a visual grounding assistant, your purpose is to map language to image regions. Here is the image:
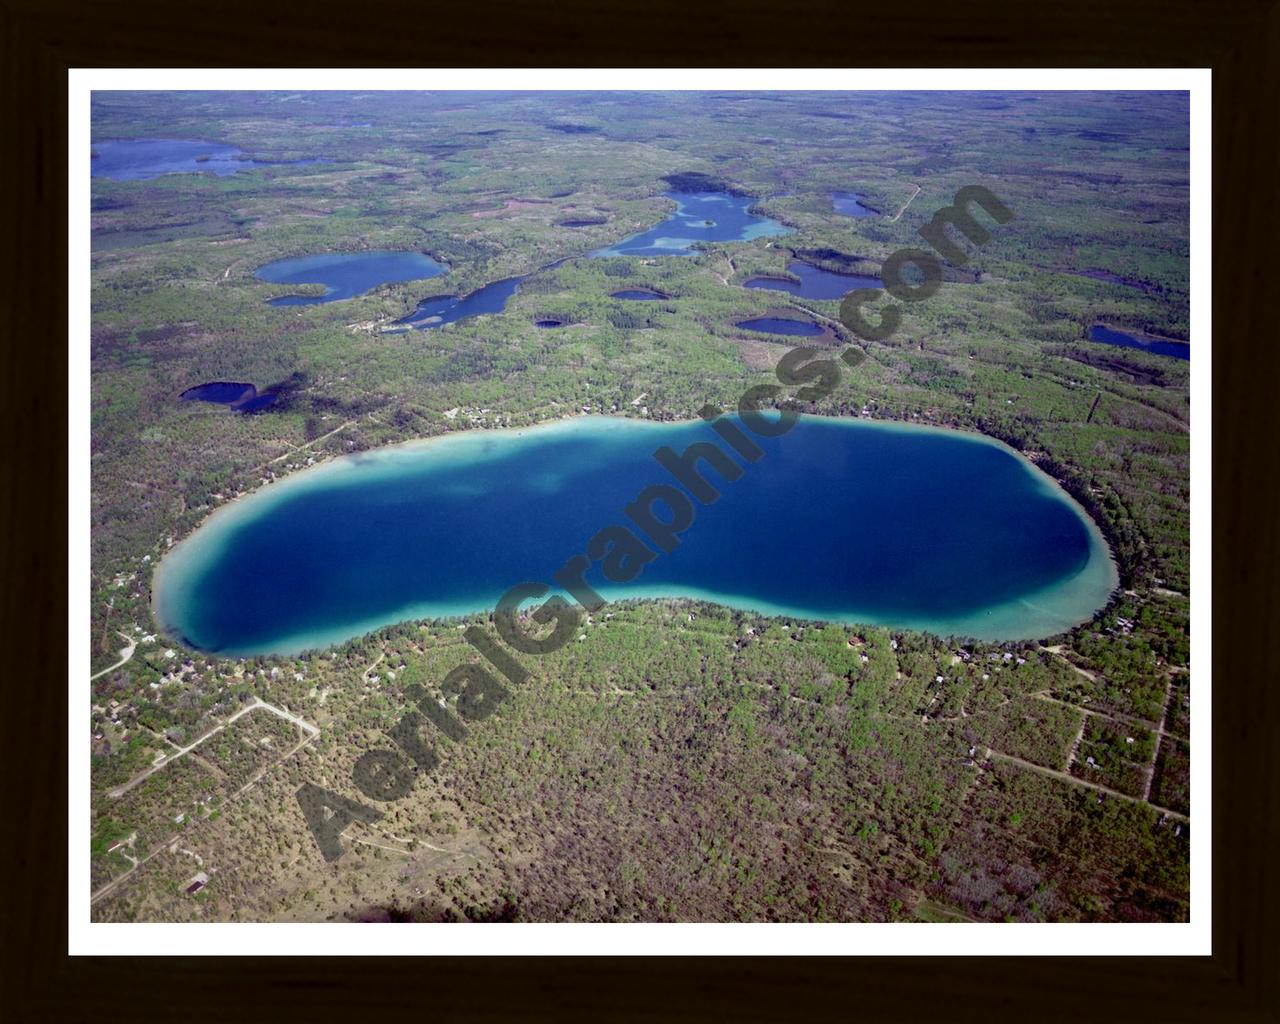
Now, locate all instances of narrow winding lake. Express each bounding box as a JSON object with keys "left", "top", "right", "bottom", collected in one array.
[
  {"left": 154, "top": 415, "right": 1116, "bottom": 656},
  {"left": 255, "top": 251, "right": 446, "bottom": 306}
]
